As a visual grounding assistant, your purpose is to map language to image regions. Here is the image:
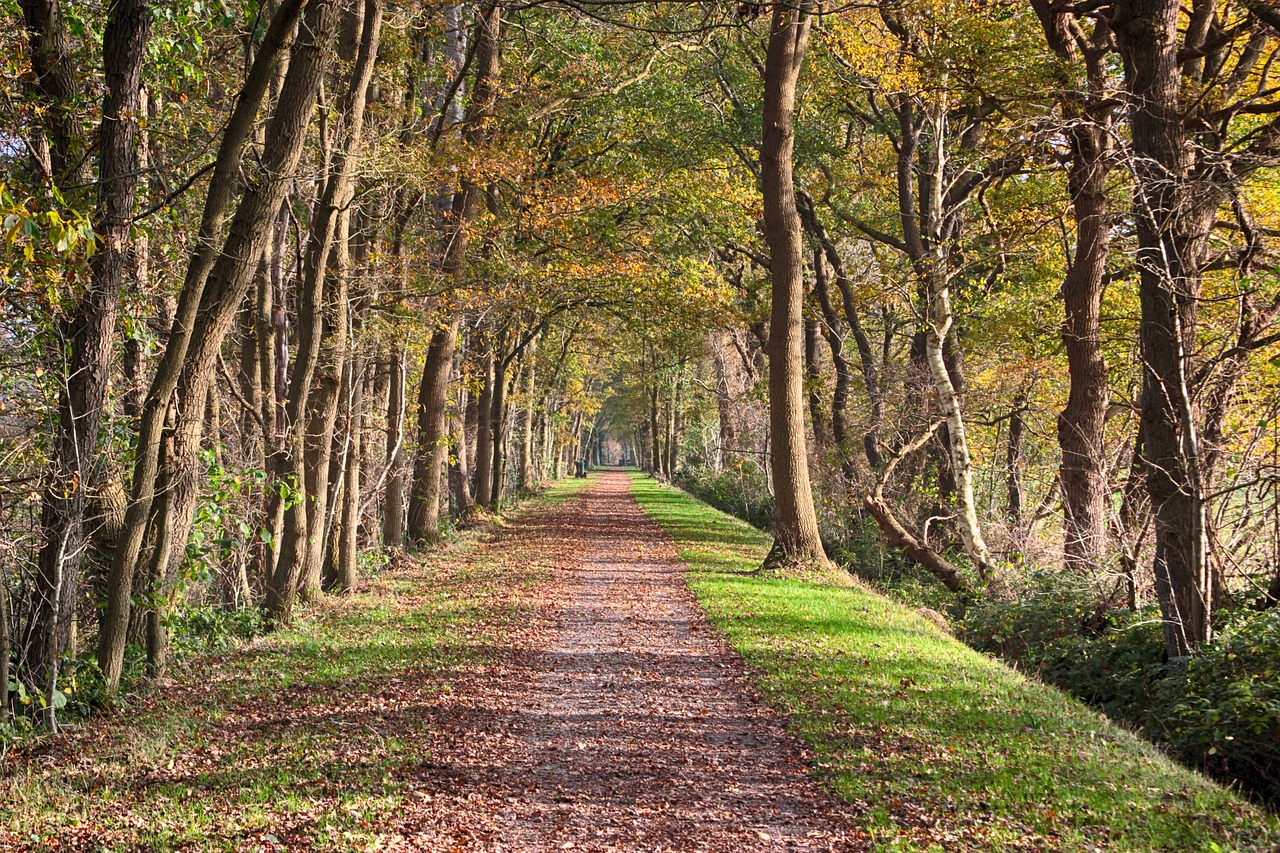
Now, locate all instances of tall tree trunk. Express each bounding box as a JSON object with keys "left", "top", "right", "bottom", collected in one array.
[
  {"left": 266, "top": 0, "right": 380, "bottom": 621},
  {"left": 811, "top": 248, "right": 852, "bottom": 476},
  {"left": 472, "top": 352, "right": 495, "bottom": 505},
  {"left": 649, "top": 382, "right": 661, "bottom": 476},
  {"left": 334, "top": 353, "right": 364, "bottom": 590},
  {"left": 383, "top": 344, "right": 407, "bottom": 547},
  {"left": 249, "top": 197, "right": 291, "bottom": 586},
  {"left": 463, "top": 374, "right": 480, "bottom": 499},
  {"left": 99, "top": 0, "right": 312, "bottom": 694},
  {"left": 1116, "top": 420, "right": 1149, "bottom": 611},
  {"left": 923, "top": 263, "right": 992, "bottom": 578},
  {"left": 918, "top": 100, "right": 993, "bottom": 580},
  {"left": 450, "top": 379, "right": 474, "bottom": 513},
  {"left": 1007, "top": 394, "right": 1026, "bottom": 526},
  {"left": 489, "top": 354, "right": 509, "bottom": 506},
  {"left": 1114, "top": 0, "right": 1214, "bottom": 655},
  {"left": 761, "top": 0, "right": 826, "bottom": 568},
  {"left": 1033, "top": 1, "right": 1114, "bottom": 576},
  {"left": 120, "top": 86, "right": 155, "bottom": 423},
  {"left": 540, "top": 395, "right": 556, "bottom": 479},
  {"left": 29, "top": 0, "right": 150, "bottom": 719},
  {"left": 518, "top": 337, "right": 539, "bottom": 491},
  {"left": 407, "top": 318, "right": 461, "bottom": 542},
  {"left": 0, "top": 584, "right": 9, "bottom": 724},
  {"left": 128, "top": 0, "right": 343, "bottom": 649},
  {"left": 668, "top": 379, "right": 683, "bottom": 476},
  {"left": 804, "top": 314, "right": 826, "bottom": 448},
  {"left": 238, "top": 279, "right": 264, "bottom": 467},
  {"left": 797, "top": 195, "right": 882, "bottom": 471},
  {"left": 712, "top": 334, "right": 737, "bottom": 470},
  {"left": 406, "top": 0, "right": 501, "bottom": 526}
]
